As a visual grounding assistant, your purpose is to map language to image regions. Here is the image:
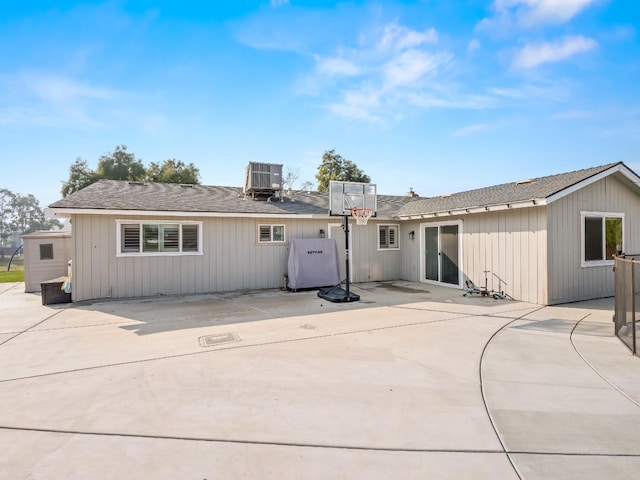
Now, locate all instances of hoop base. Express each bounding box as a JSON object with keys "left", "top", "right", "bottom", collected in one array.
[{"left": 318, "top": 285, "right": 360, "bottom": 303}]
